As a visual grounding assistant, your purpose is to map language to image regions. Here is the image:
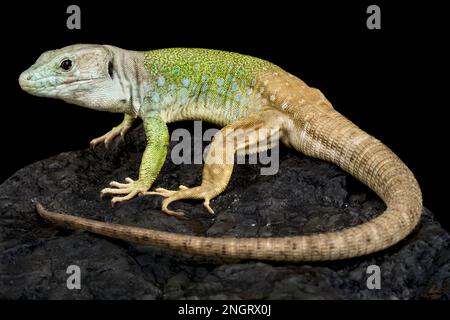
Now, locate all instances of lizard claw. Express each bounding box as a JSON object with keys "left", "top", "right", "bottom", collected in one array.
[
  {"left": 100, "top": 177, "right": 147, "bottom": 205},
  {"left": 203, "top": 199, "right": 215, "bottom": 215},
  {"left": 142, "top": 184, "right": 215, "bottom": 217},
  {"left": 89, "top": 124, "right": 132, "bottom": 149},
  {"left": 142, "top": 185, "right": 188, "bottom": 198}
]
